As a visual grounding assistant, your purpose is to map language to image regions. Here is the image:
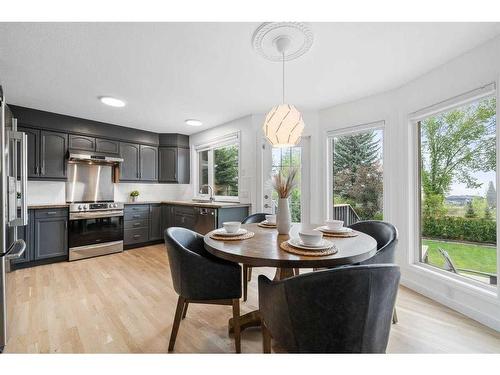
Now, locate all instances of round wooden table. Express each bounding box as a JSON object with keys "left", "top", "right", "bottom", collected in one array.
[{"left": 204, "top": 223, "right": 378, "bottom": 332}]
